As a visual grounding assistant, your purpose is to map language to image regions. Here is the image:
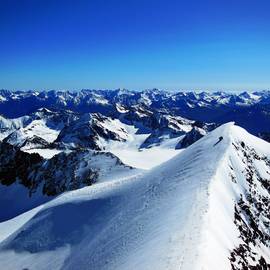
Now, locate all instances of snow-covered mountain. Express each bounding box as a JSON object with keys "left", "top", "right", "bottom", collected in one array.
[
  {"left": 0, "top": 123, "right": 269, "bottom": 270},
  {"left": 54, "top": 113, "right": 130, "bottom": 150},
  {"left": 0, "top": 89, "right": 270, "bottom": 135},
  {"left": 0, "top": 108, "right": 78, "bottom": 149},
  {"left": 0, "top": 105, "right": 212, "bottom": 163},
  {"left": 0, "top": 89, "right": 269, "bottom": 269},
  {"left": 0, "top": 89, "right": 267, "bottom": 116}
]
